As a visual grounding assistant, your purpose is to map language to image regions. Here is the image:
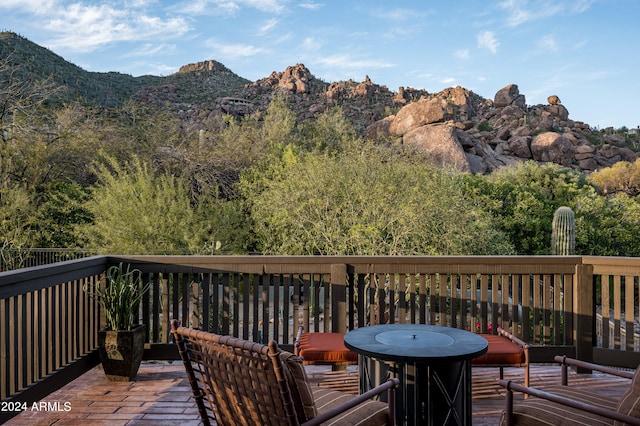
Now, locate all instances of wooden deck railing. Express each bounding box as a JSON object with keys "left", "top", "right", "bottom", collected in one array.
[
  {"left": 0, "top": 248, "right": 97, "bottom": 271},
  {"left": 0, "top": 256, "right": 106, "bottom": 410},
  {"left": 2, "top": 254, "right": 640, "bottom": 422}
]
